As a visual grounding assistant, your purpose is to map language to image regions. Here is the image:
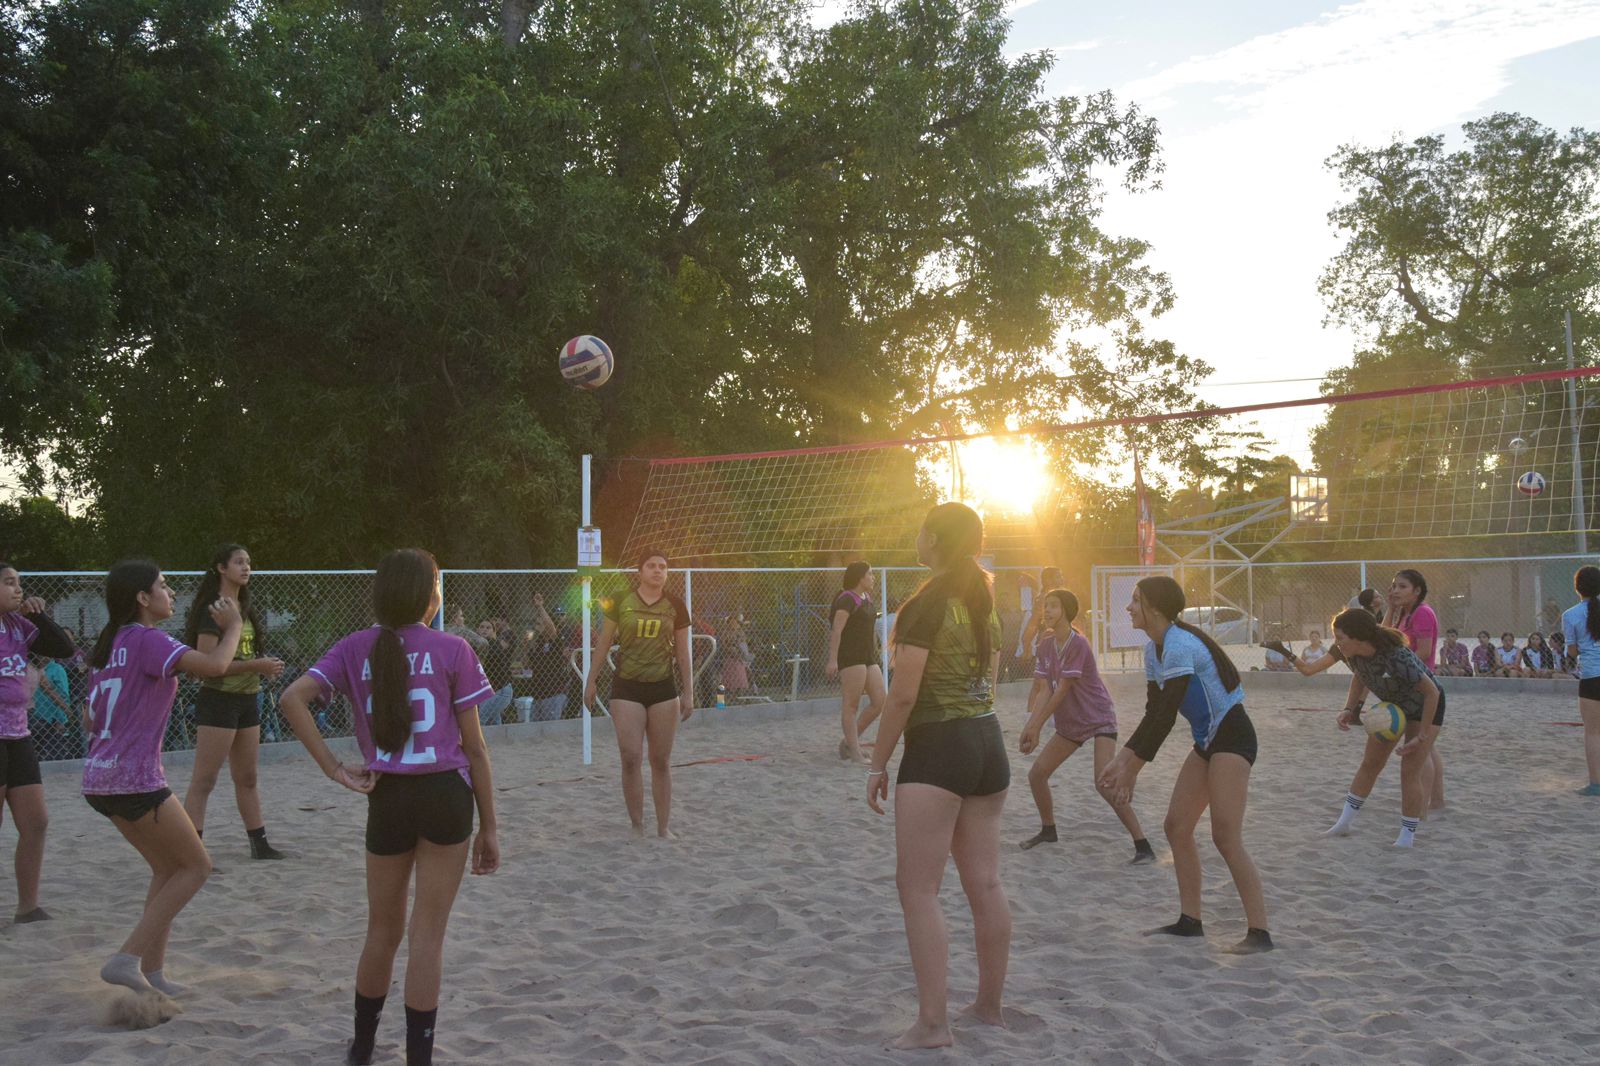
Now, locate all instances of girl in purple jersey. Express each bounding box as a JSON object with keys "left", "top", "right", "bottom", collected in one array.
[
  {"left": 1017, "top": 588, "right": 1154, "bottom": 863},
  {"left": 279, "top": 549, "right": 499, "bottom": 1066},
  {"left": 80, "top": 560, "right": 243, "bottom": 995},
  {"left": 180, "top": 543, "right": 289, "bottom": 861},
  {"left": 827, "top": 561, "right": 886, "bottom": 763},
  {"left": 0, "top": 563, "right": 77, "bottom": 923}
]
